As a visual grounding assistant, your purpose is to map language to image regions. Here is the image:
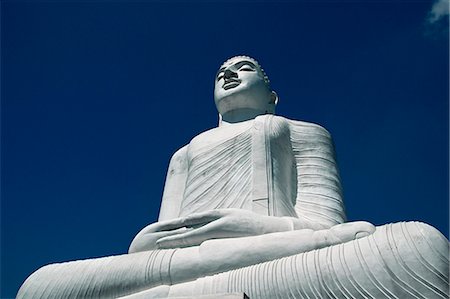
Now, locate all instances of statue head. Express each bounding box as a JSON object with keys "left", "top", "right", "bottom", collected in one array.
[{"left": 214, "top": 56, "right": 278, "bottom": 123}]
